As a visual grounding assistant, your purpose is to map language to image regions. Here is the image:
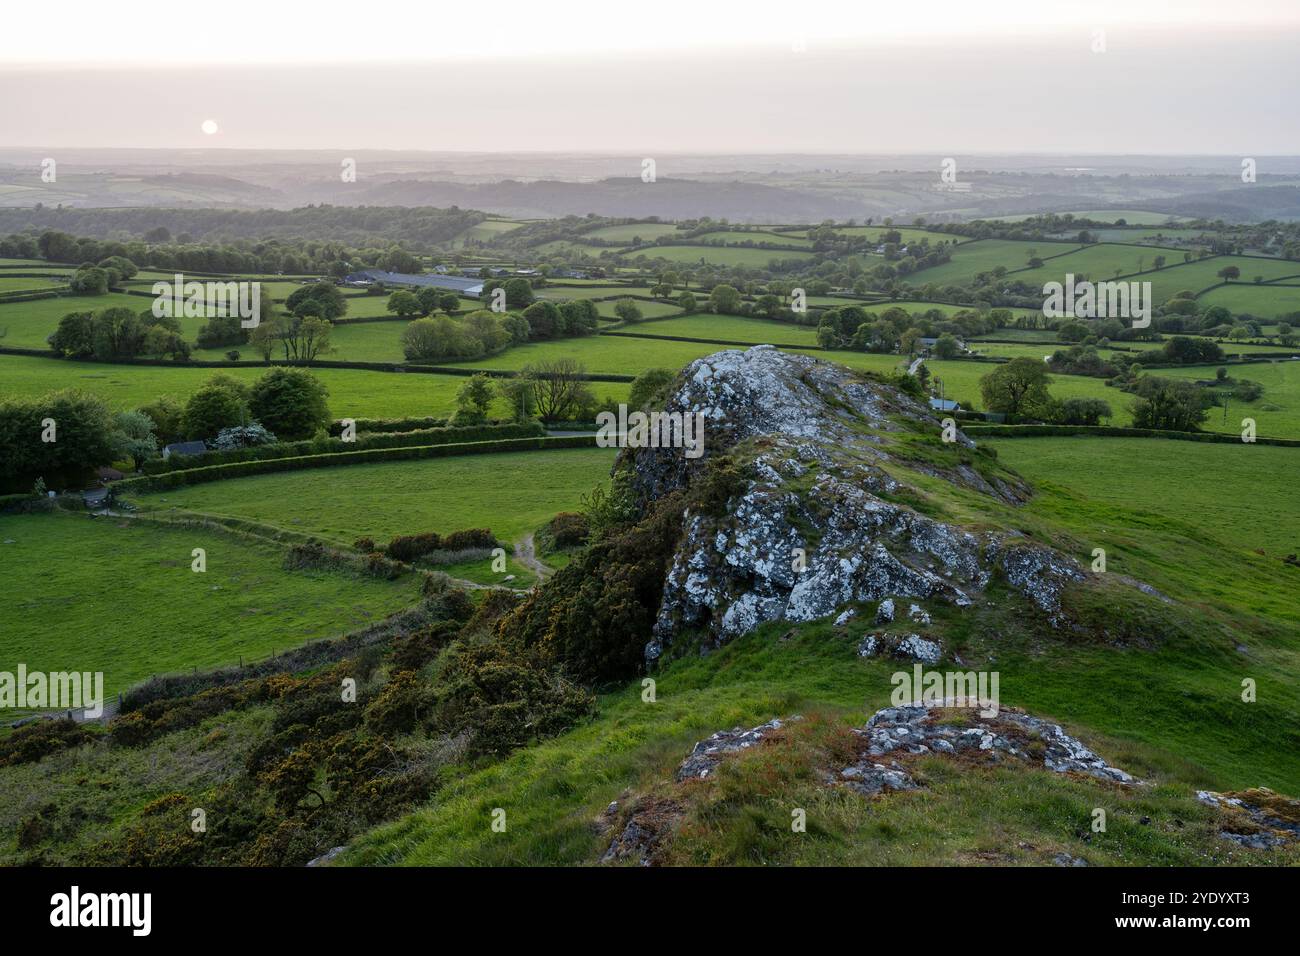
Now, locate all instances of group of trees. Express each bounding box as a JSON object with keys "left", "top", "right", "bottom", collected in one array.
[
  {"left": 140, "top": 368, "right": 329, "bottom": 445},
  {"left": 976, "top": 356, "right": 1231, "bottom": 432},
  {"left": 812, "top": 304, "right": 1004, "bottom": 354},
  {"left": 66, "top": 256, "right": 140, "bottom": 296},
  {"left": 401, "top": 310, "right": 514, "bottom": 362},
  {"left": 48, "top": 307, "right": 192, "bottom": 361},
  {"left": 450, "top": 360, "right": 599, "bottom": 425},
  {"left": 976, "top": 358, "right": 1114, "bottom": 427},
  {"left": 385, "top": 287, "right": 462, "bottom": 319}
]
